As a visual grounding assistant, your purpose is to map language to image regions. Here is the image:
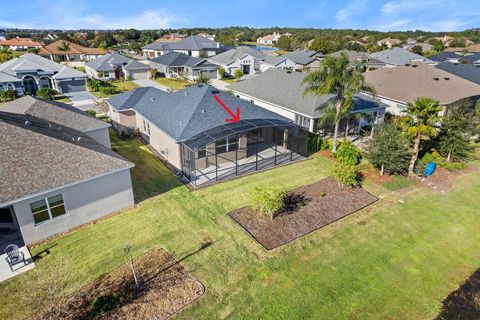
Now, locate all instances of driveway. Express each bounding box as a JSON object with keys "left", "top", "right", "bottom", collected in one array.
[
  {"left": 64, "top": 91, "right": 100, "bottom": 112},
  {"left": 133, "top": 79, "right": 168, "bottom": 92},
  {"left": 210, "top": 79, "right": 231, "bottom": 91}
]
